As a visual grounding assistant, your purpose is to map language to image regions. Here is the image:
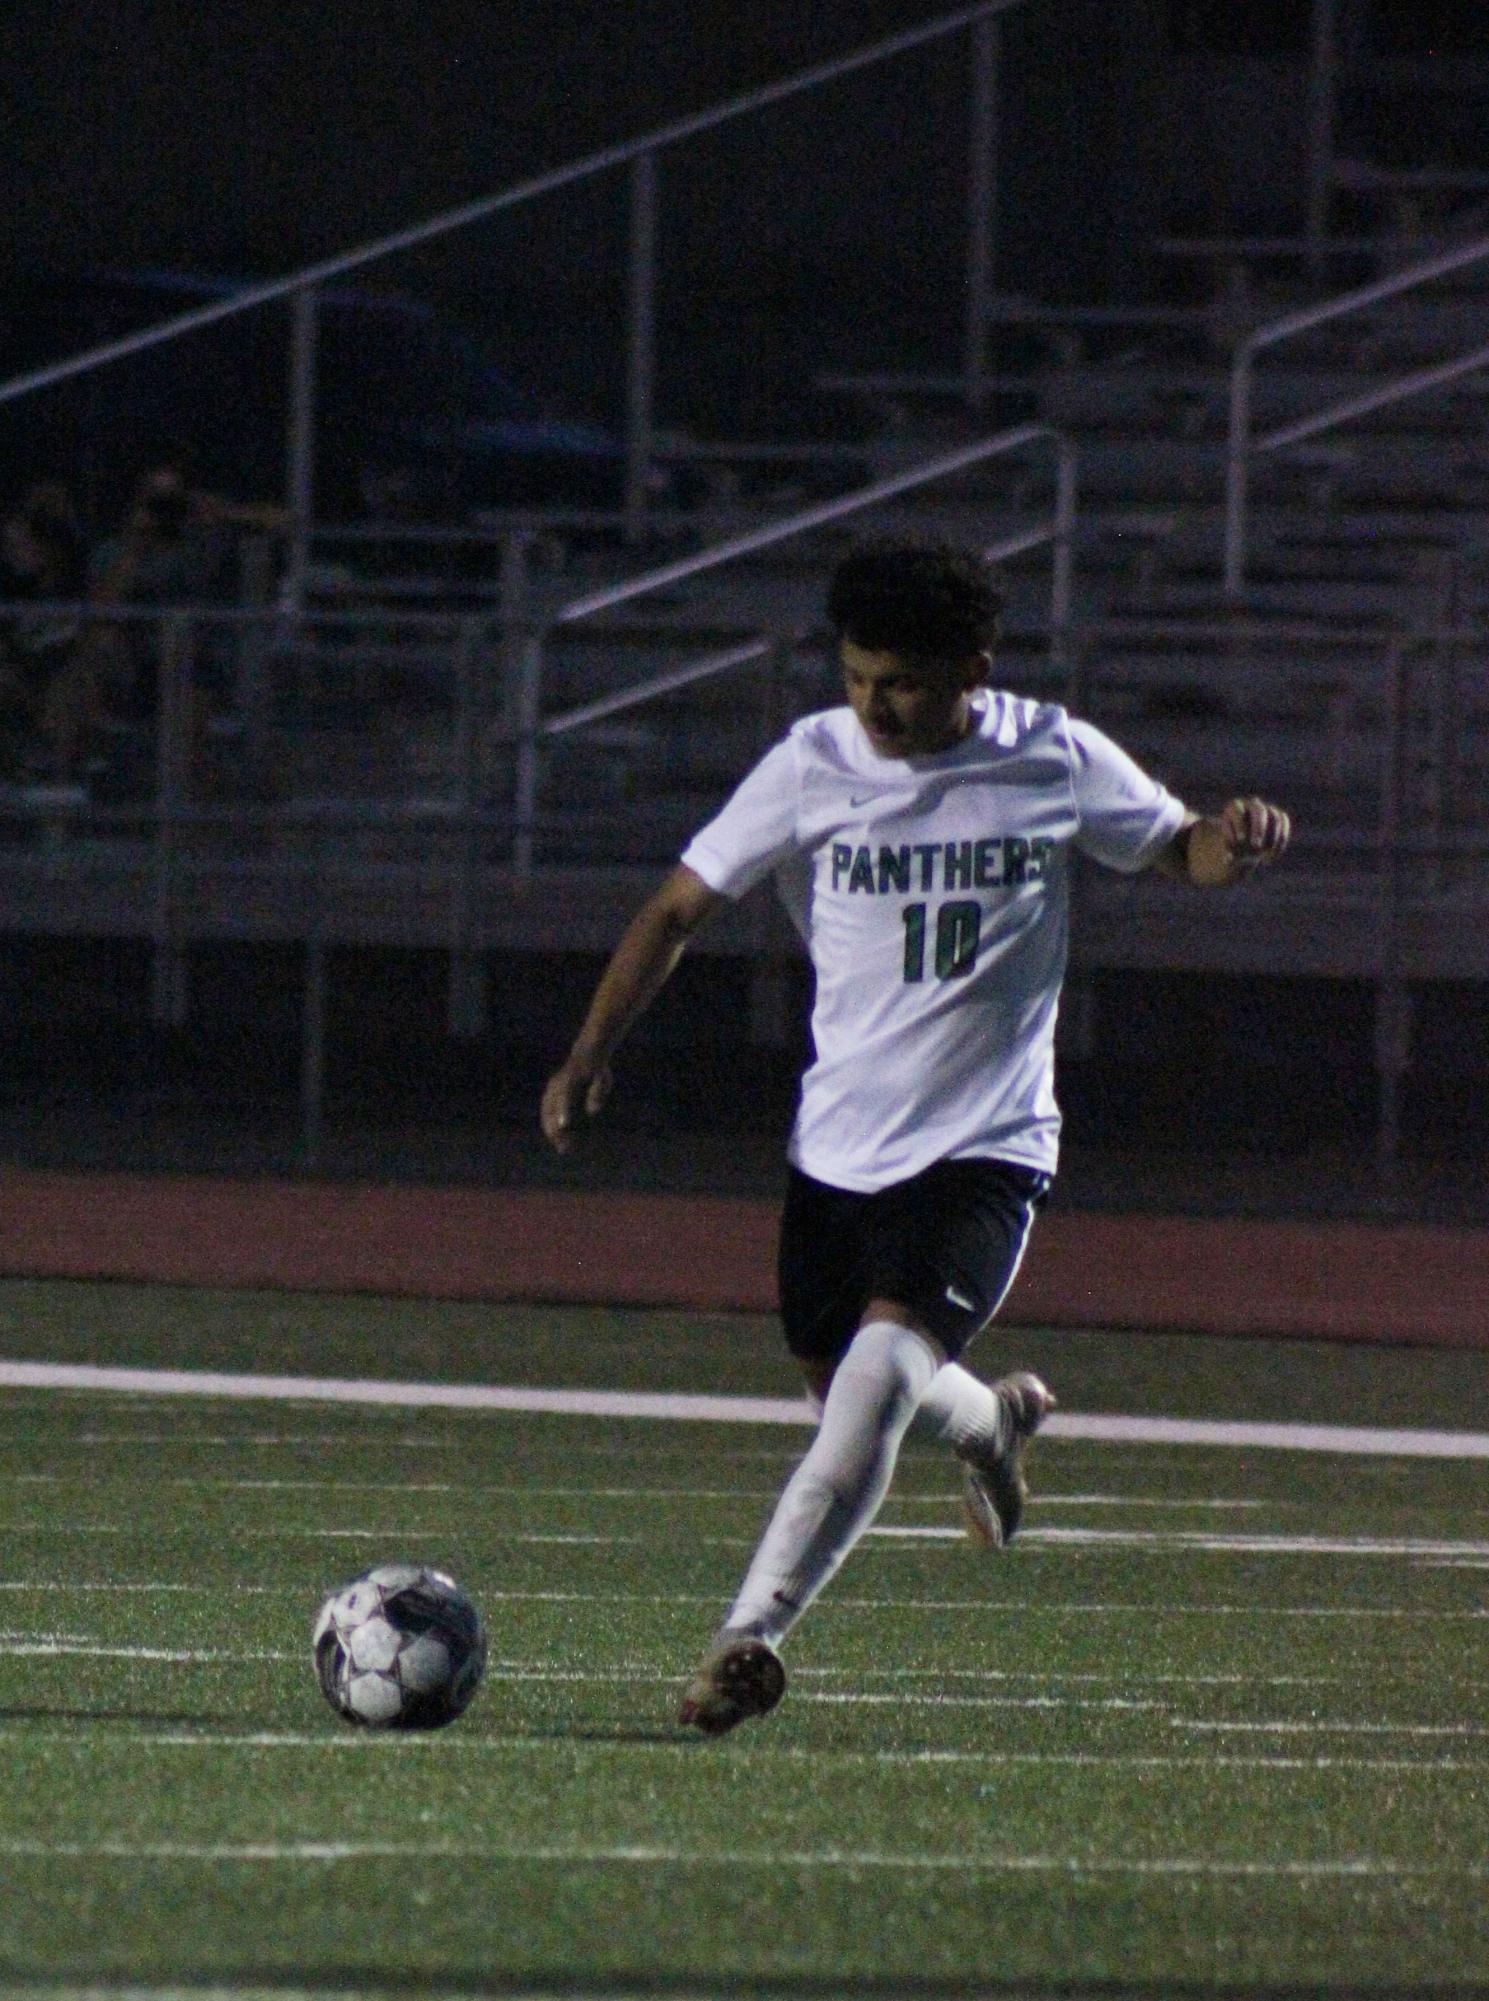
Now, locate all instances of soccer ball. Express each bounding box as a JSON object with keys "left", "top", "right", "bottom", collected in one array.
[{"left": 312, "top": 1563, "right": 487, "bottom": 1729}]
